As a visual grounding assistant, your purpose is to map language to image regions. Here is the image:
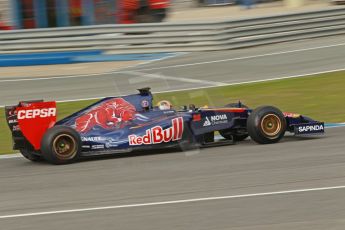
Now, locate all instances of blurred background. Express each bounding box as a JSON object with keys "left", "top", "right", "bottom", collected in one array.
[{"left": 0, "top": 0, "right": 341, "bottom": 30}]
